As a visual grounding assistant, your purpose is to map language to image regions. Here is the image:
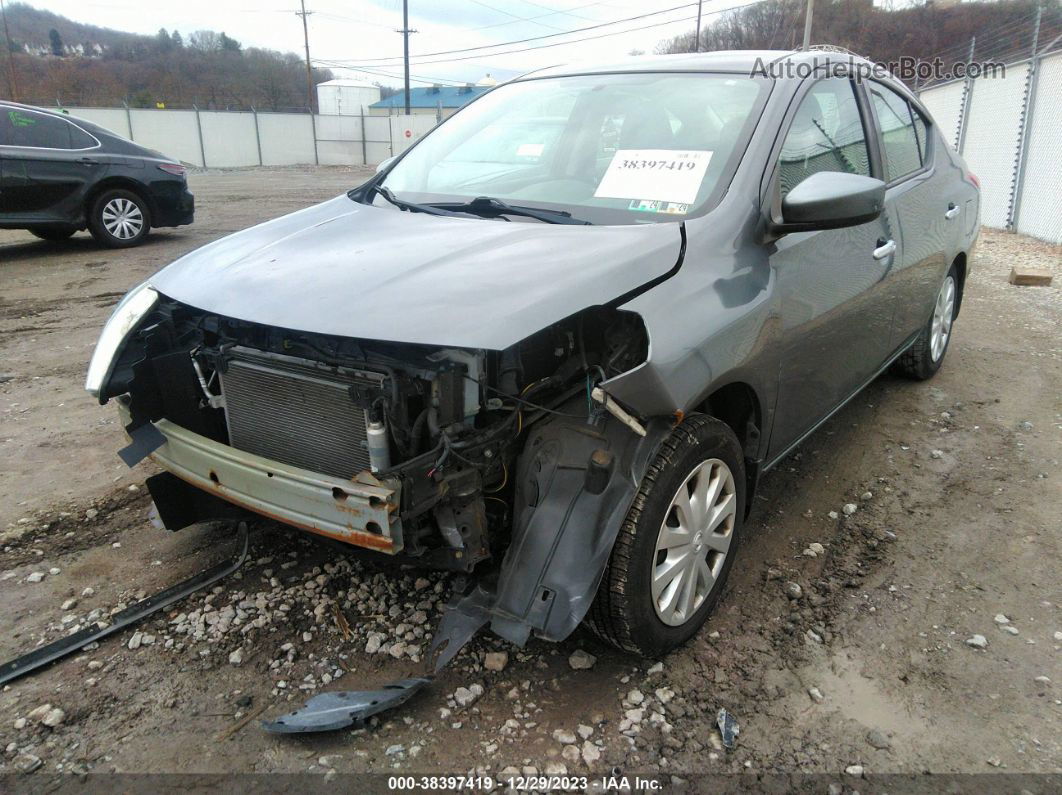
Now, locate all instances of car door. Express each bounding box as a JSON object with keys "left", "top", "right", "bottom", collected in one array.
[
  {"left": 765, "top": 76, "right": 900, "bottom": 461},
  {"left": 865, "top": 81, "right": 950, "bottom": 349},
  {"left": 0, "top": 107, "right": 103, "bottom": 222}
]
